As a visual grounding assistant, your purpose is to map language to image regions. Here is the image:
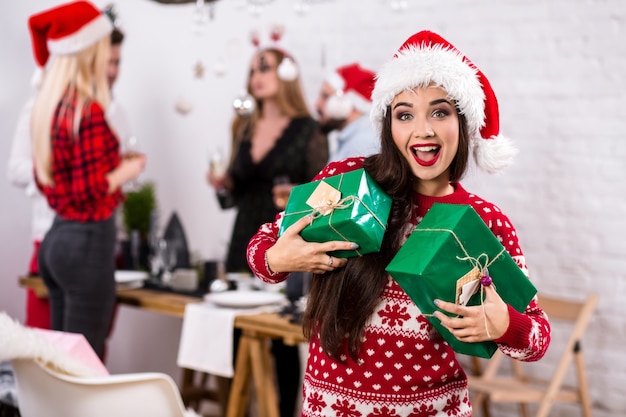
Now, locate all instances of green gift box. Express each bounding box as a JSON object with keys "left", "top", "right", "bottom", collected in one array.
[
  {"left": 278, "top": 169, "right": 392, "bottom": 258},
  {"left": 385, "top": 203, "right": 537, "bottom": 358}
]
